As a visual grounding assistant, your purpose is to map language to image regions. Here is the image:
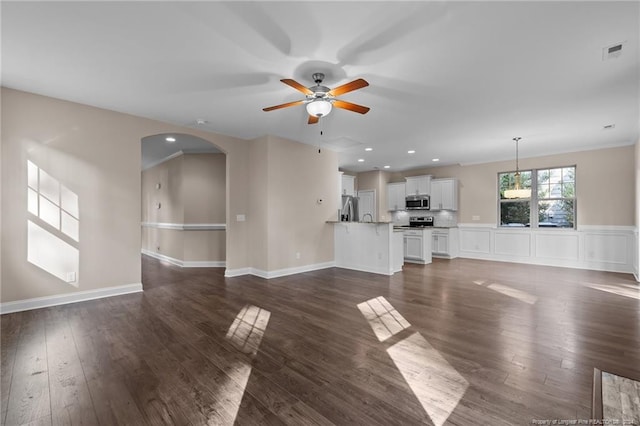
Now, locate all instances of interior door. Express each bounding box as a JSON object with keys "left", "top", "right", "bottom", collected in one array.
[{"left": 357, "top": 190, "right": 376, "bottom": 222}]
